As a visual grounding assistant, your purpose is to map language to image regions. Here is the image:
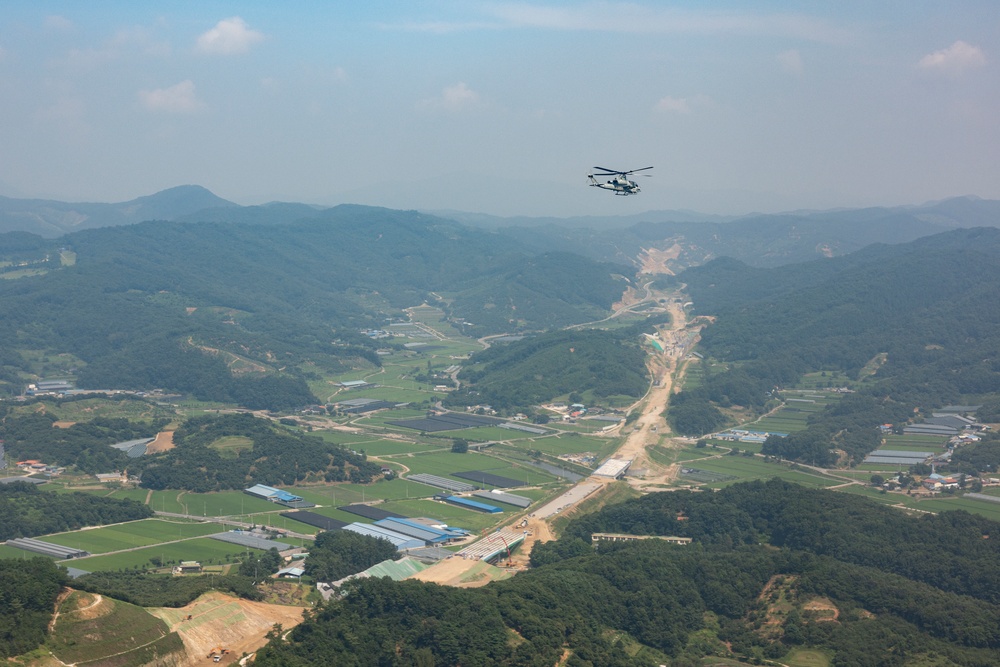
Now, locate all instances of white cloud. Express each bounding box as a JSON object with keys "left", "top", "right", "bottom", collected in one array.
[
  {"left": 418, "top": 82, "right": 480, "bottom": 111},
  {"left": 655, "top": 96, "right": 691, "bottom": 114},
  {"left": 392, "top": 3, "right": 847, "bottom": 43},
  {"left": 655, "top": 94, "right": 710, "bottom": 115},
  {"left": 196, "top": 17, "right": 264, "bottom": 55},
  {"left": 138, "top": 80, "right": 204, "bottom": 113},
  {"left": 777, "top": 49, "right": 803, "bottom": 75},
  {"left": 44, "top": 15, "right": 74, "bottom": 32},
  {"left": 918, "top": 40, "right": 986, "bottom": 74}
]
